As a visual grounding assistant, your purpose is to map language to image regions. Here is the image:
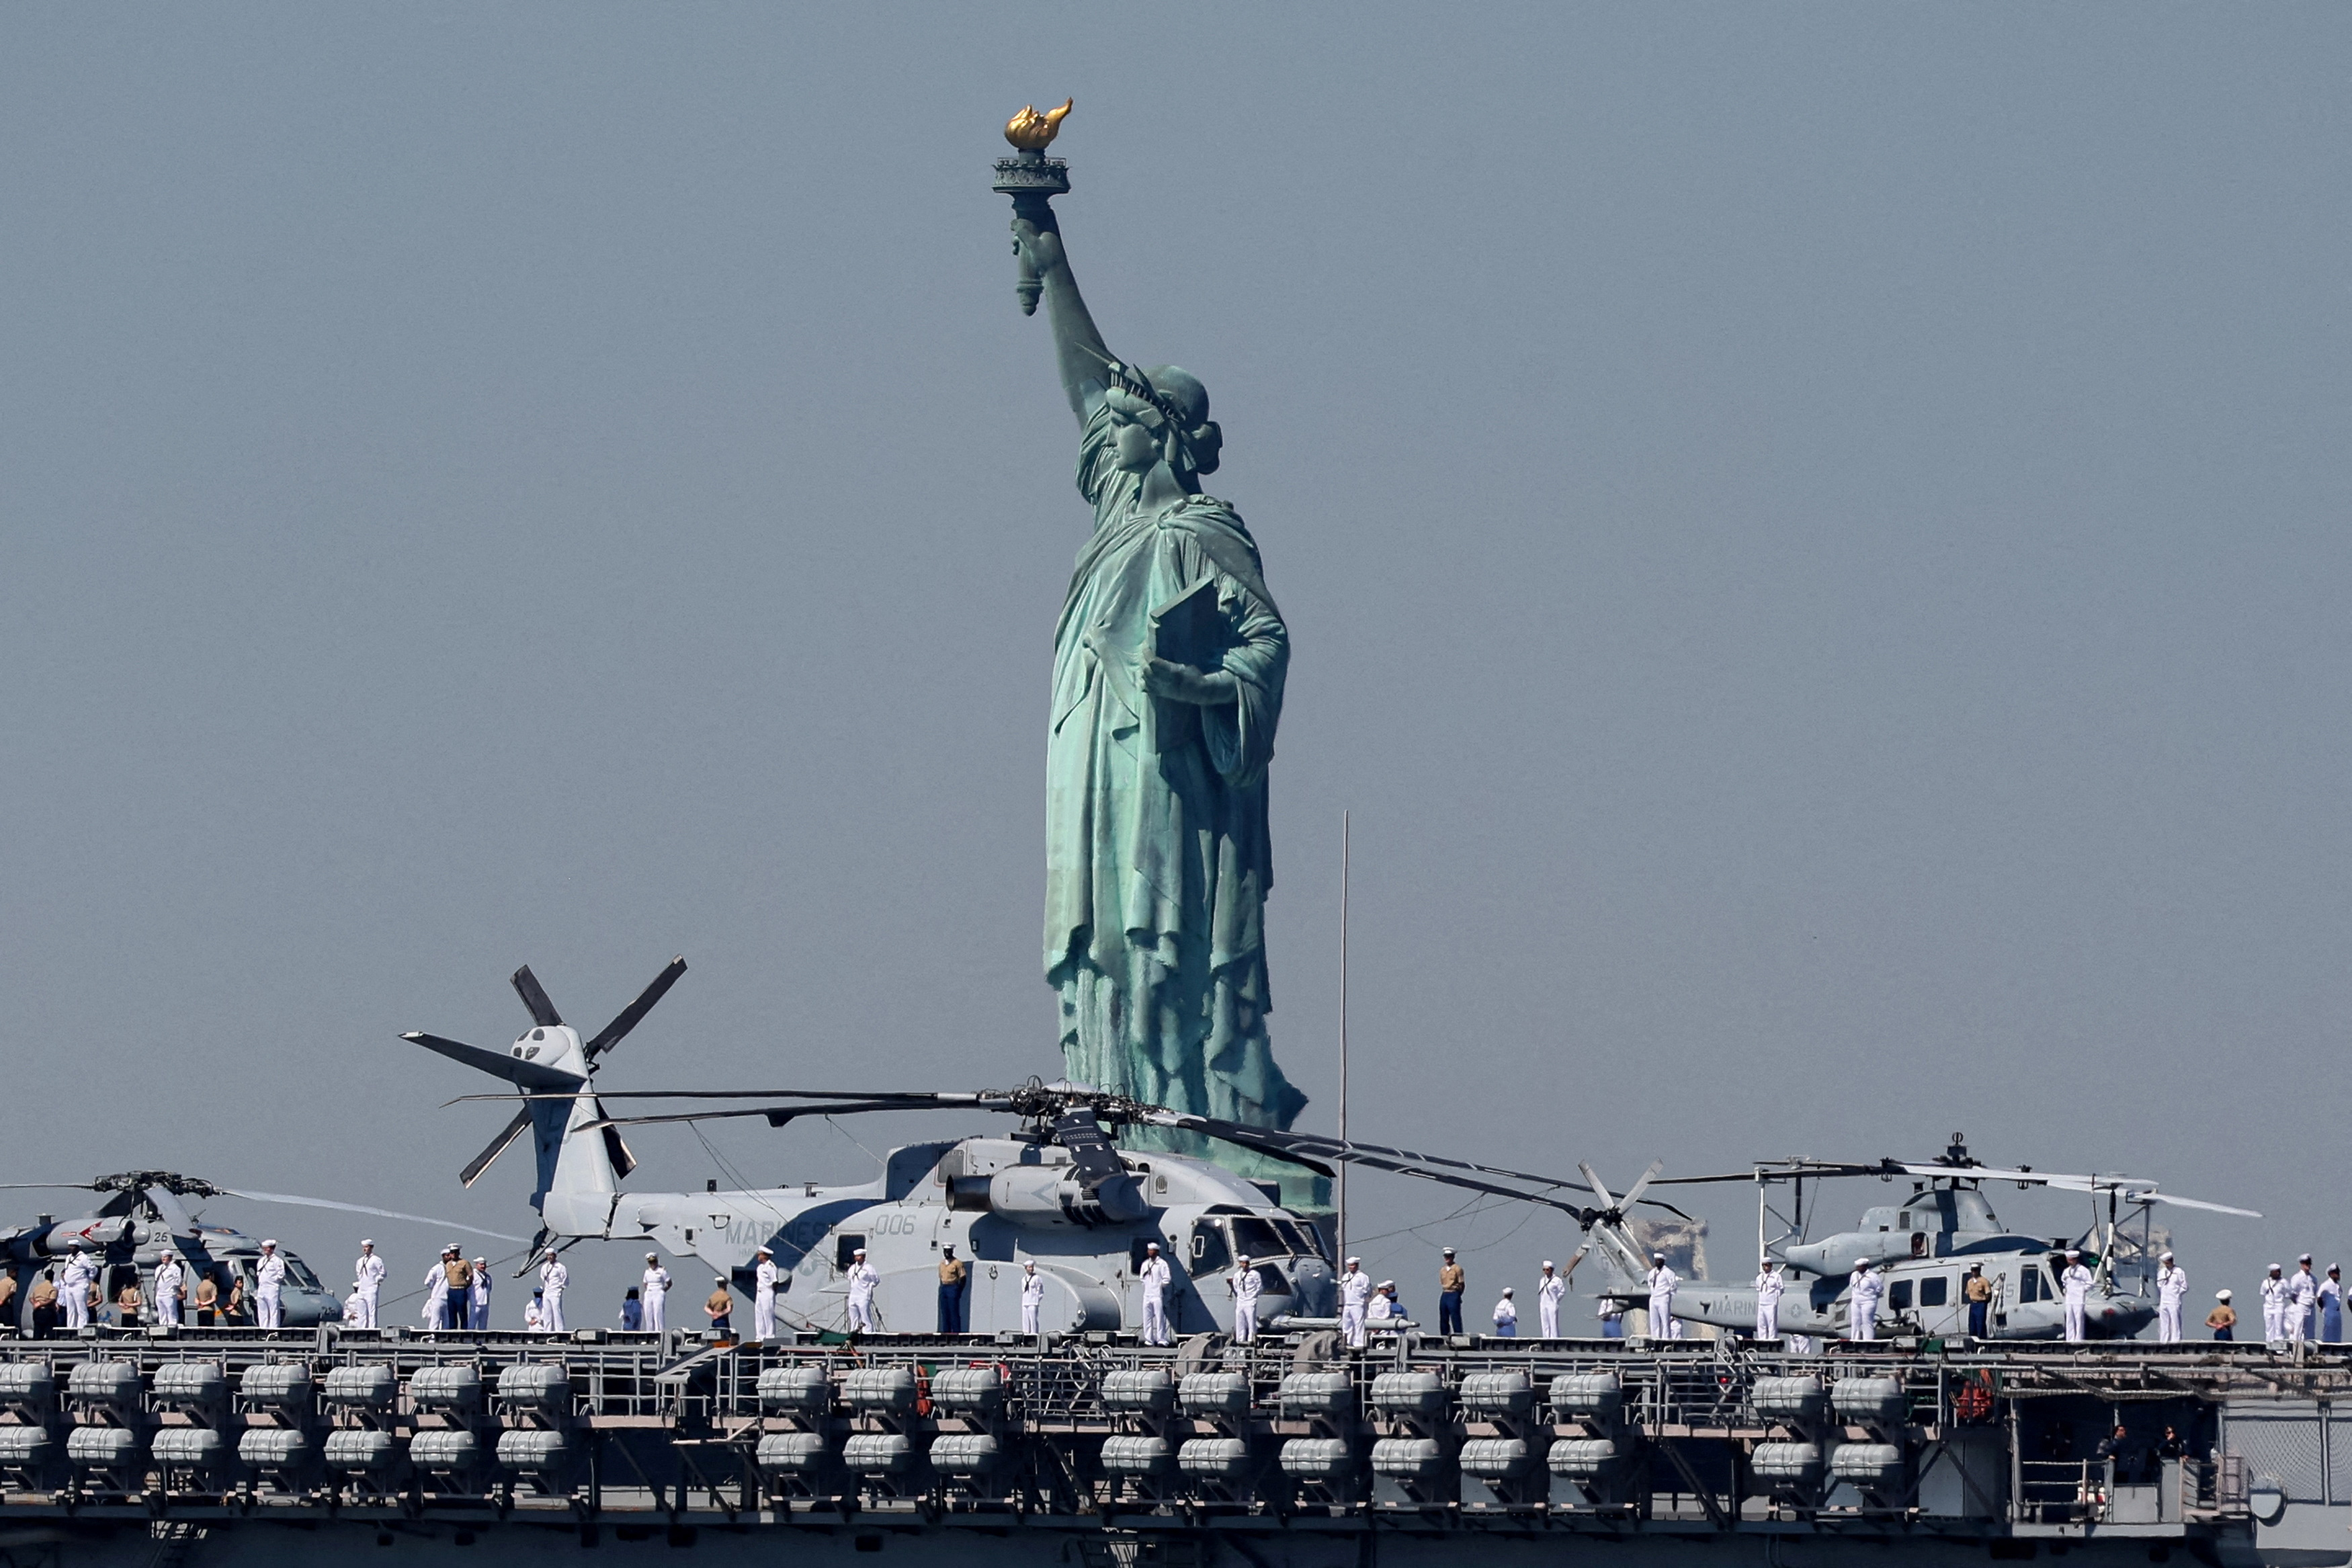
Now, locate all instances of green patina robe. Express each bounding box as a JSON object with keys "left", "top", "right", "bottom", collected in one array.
[{"left": 1046, "top": 402, "right": 1307, "bottom": 1148}]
